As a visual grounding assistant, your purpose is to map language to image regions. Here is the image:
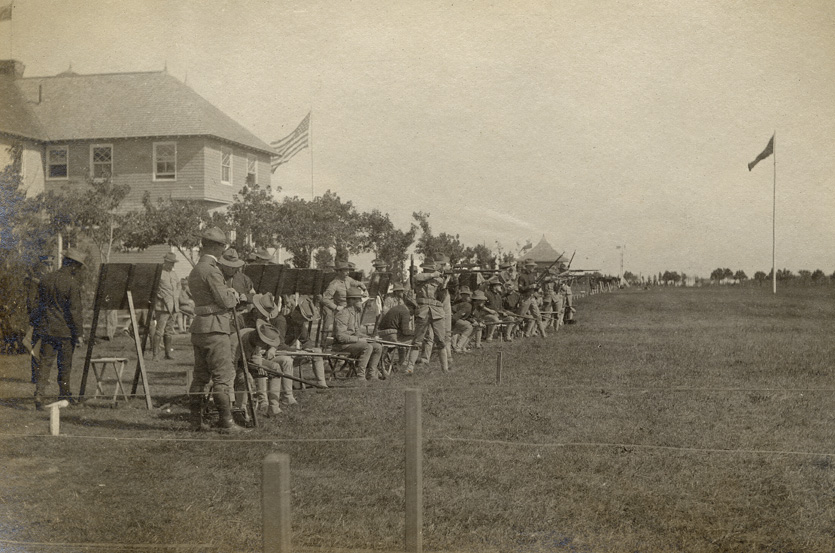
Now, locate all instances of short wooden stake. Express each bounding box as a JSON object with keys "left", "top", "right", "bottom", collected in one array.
[
  {"left": 262, "top": 453, "right": 291, "bottom": 553},
  {"left": 405, "top": 388, "right": 423, "bottom": 553},
  {"left": 496, "top": 351, "right": 503, "bottom": 384},
  {"left": 46, "top": 399, "right": 69, "bottom": 436}
]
